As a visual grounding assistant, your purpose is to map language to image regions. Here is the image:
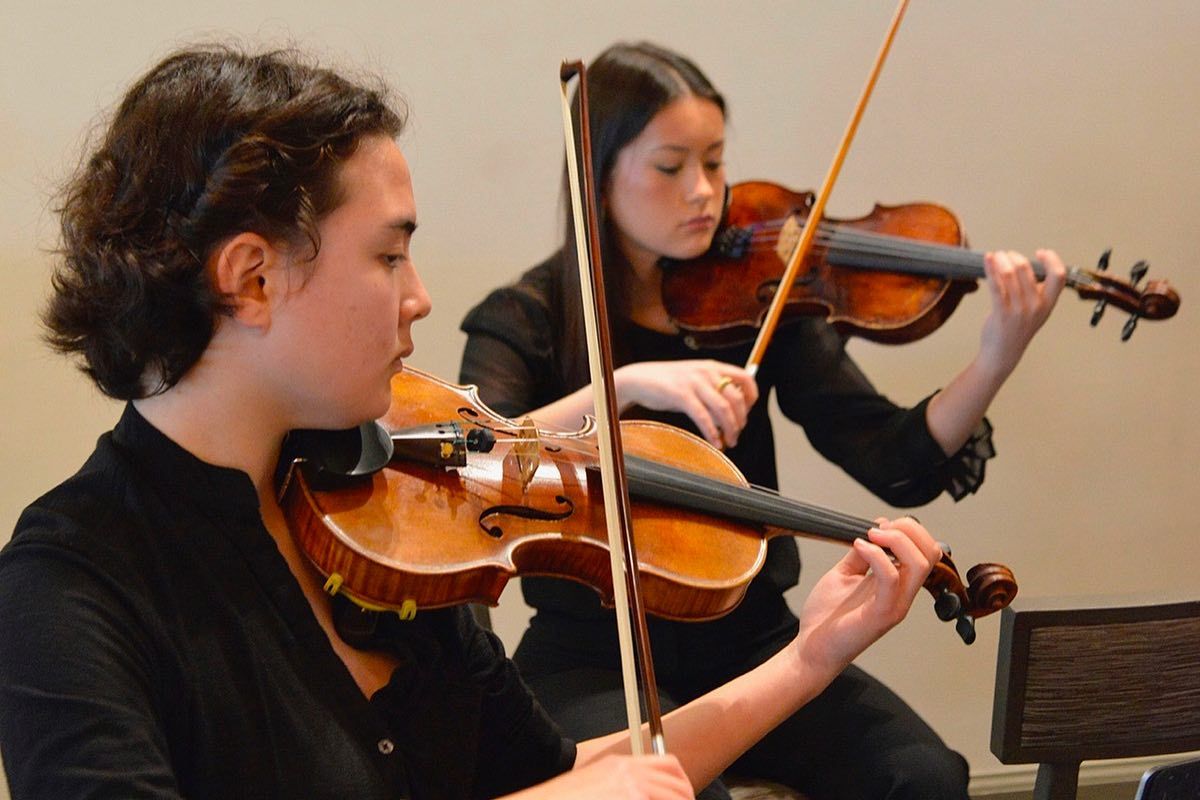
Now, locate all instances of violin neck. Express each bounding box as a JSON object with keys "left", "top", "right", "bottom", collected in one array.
[
  {"left": 824, "top": 226, "right": 1064, "bottom": 284},
  {"left": 621, "top": 455, "right": 871, "bottom": 545}
]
